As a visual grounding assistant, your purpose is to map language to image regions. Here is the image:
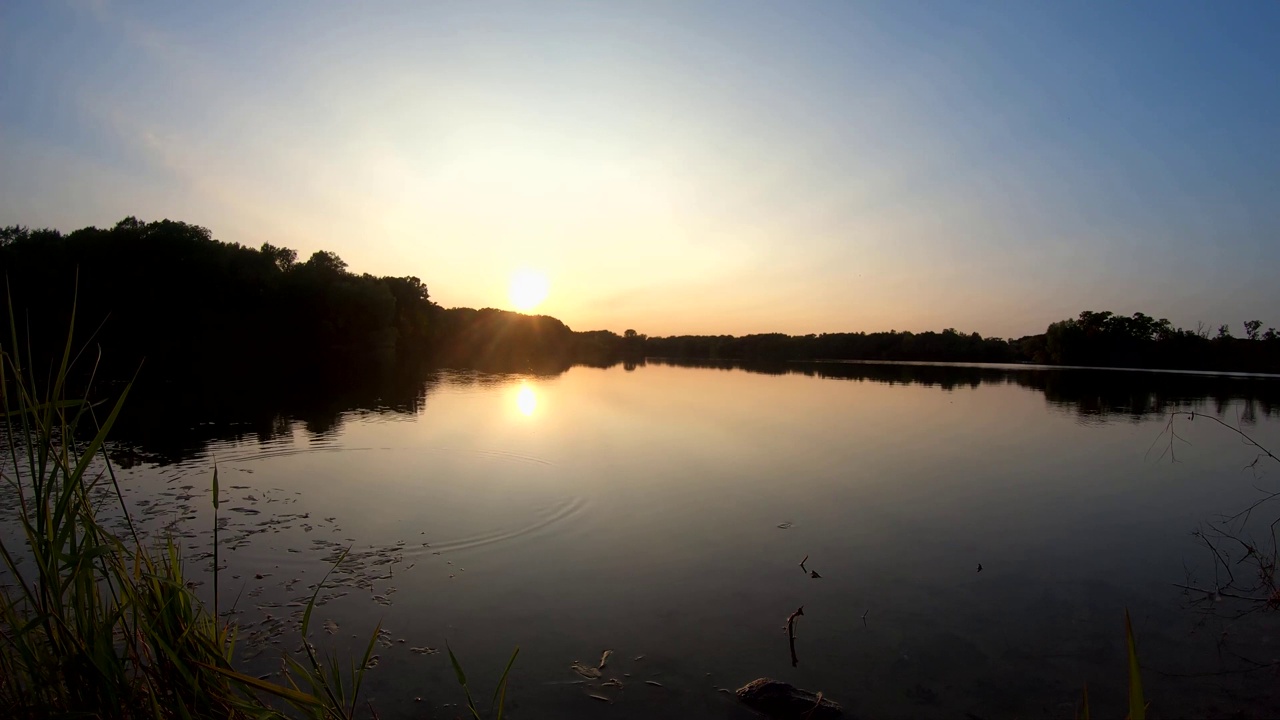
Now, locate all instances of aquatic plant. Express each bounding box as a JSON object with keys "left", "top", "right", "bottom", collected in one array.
[
  {"left": 447, "top": 643, "right": 520, "bottom": 720},
  {"left": 0, "top": 292, "right": 248, "bottom": 717},
  {"left": 1075, "top": 610, "right": 1146, "bottom": 720},
  {"left": 0, "top": 293, "right": 516, "bottom": 718}
]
